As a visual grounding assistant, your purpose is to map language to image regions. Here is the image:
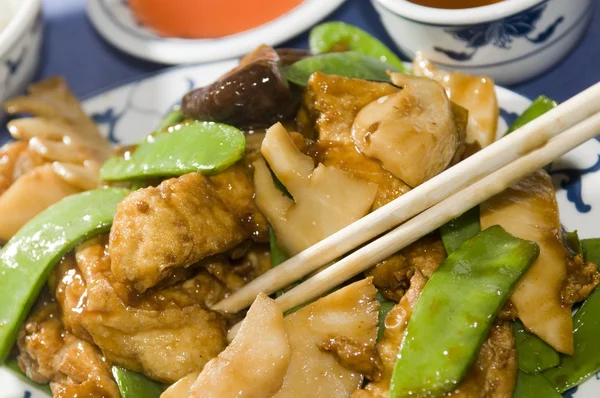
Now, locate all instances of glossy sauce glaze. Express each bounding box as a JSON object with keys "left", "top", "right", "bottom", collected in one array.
[
  {"left": 128, "top": 0, "right": 304, "bottom": 38},
  {"left": 407, "top": 0, "right": 503, "bottom": 9}
]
